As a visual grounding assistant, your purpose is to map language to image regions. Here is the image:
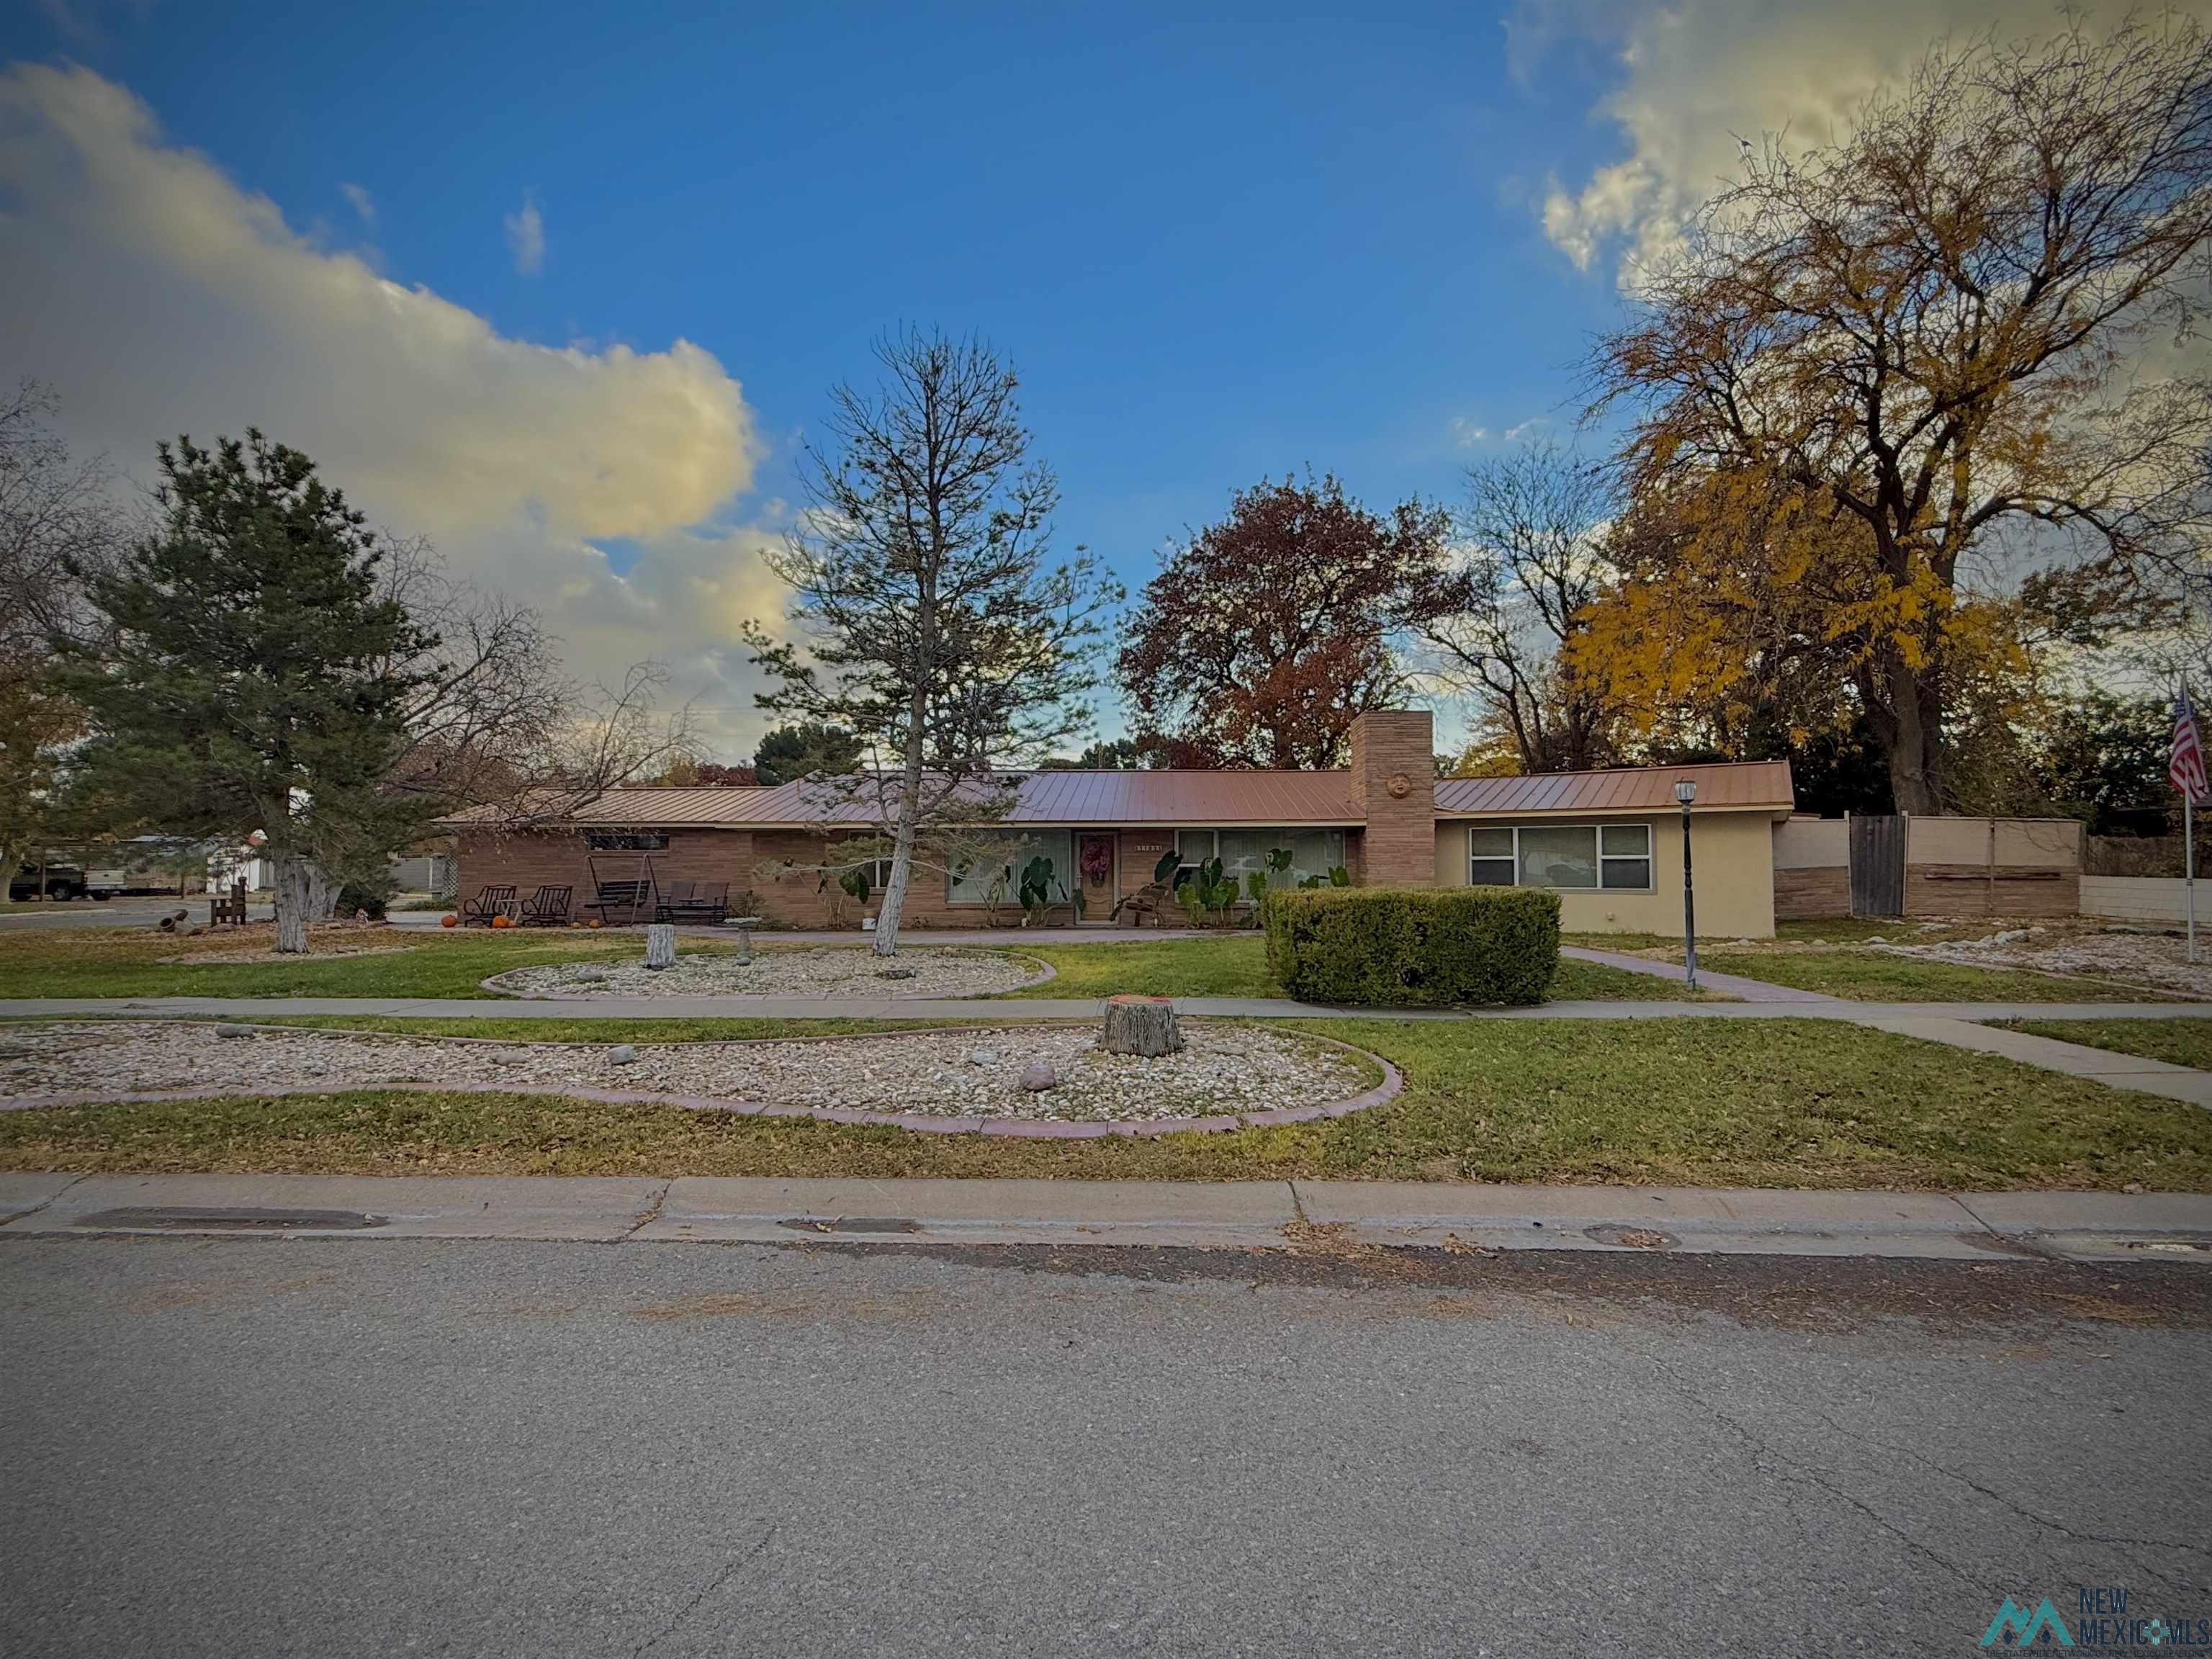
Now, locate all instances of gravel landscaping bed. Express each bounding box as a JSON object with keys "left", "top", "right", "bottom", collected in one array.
[
  {"left": 485, "top": 945, "right": 1048, "bottom": 1000},
  {"left": 0, "top": 1020, "right": 1379, "bottom": 1125},
  {"left": 1867, "top": 922, "right": 2212, "bottom": 998}
]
